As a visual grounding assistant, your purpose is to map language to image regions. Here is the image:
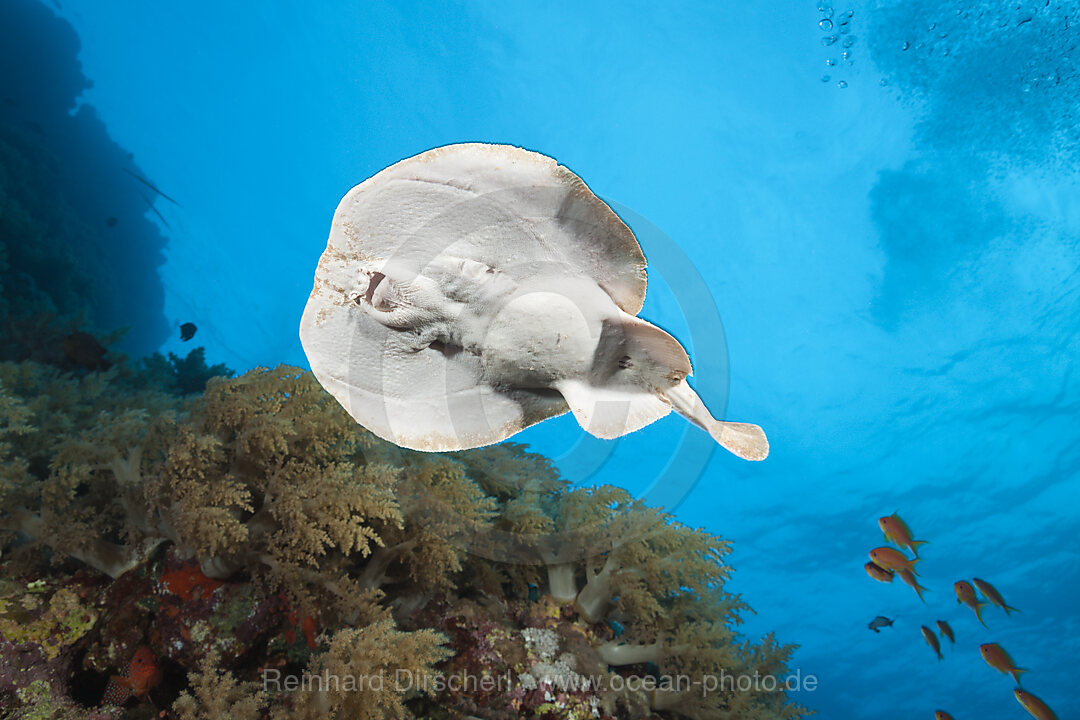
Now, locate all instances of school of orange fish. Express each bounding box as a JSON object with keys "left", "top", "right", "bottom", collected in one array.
[{"left": 864, "top": 513, "right": 1059, "bottom": 720}]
